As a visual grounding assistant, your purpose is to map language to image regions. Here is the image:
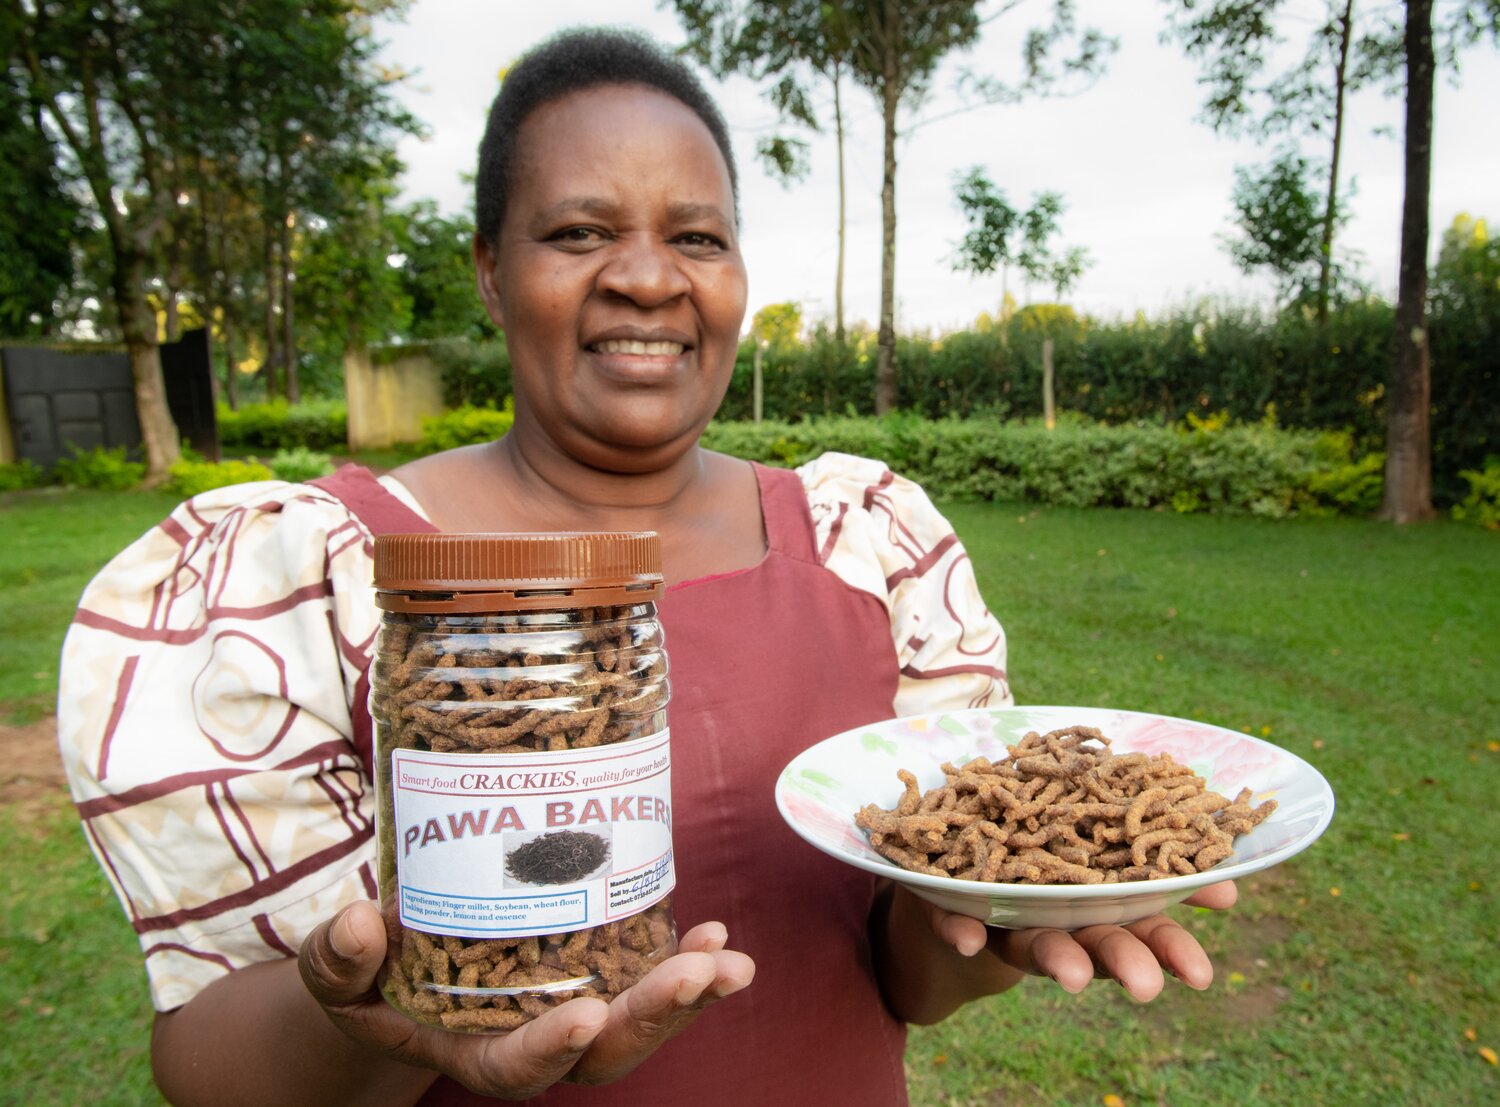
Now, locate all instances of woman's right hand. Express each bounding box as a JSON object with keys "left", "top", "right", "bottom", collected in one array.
[{"left": 298, "top": 901, "right": 755, "bottom": 1099}]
